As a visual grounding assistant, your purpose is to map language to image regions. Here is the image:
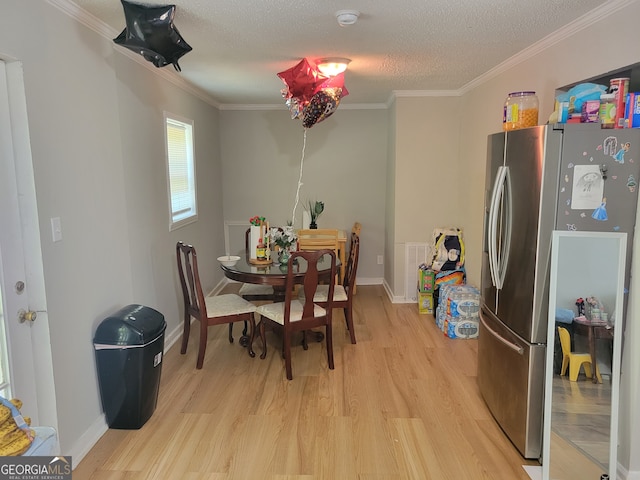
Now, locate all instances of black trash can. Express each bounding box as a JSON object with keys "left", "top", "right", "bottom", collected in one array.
[{"left": 93, "top": 304, "right": 166, "bottom": 429}]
